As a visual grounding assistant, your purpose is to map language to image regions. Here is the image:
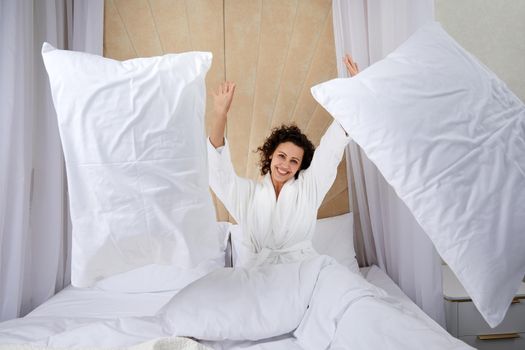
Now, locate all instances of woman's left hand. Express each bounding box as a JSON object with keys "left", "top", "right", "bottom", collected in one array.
[{"left": 343, "top": 53, "right": 359, "bottom": 77}]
